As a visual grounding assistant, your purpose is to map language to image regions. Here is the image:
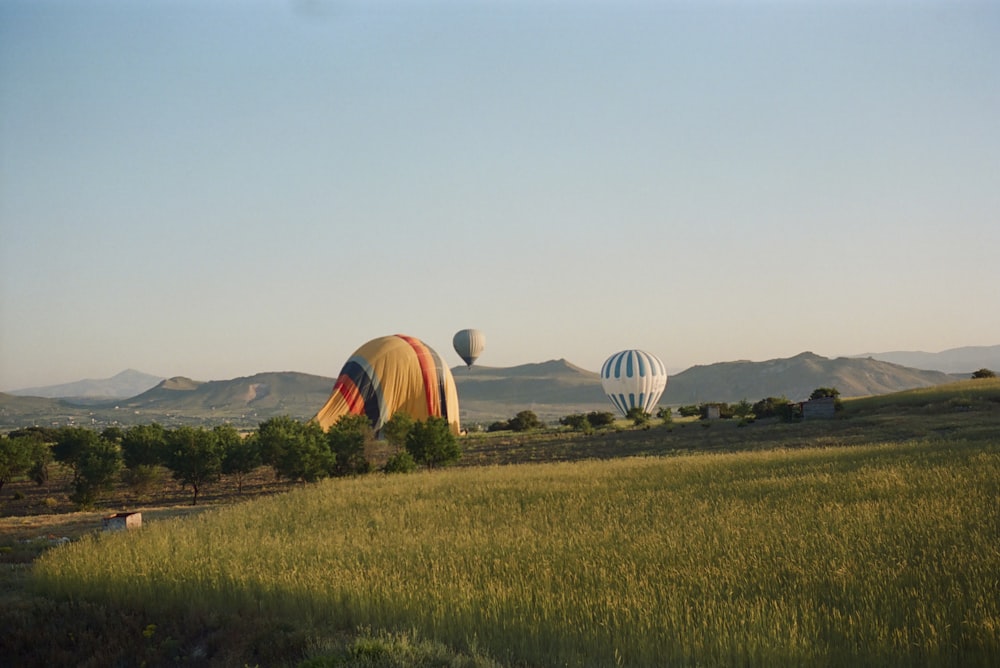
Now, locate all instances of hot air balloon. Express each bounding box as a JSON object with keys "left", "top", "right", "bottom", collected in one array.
[
  {"left": 600, "top": 349, "right": 668, "bottom": 417},
  {"left": 314, "top": 334, "right": 461, "bottom": 435},
  {"left": 452, "top": 328, "right": 486, "bottom": 368}
]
